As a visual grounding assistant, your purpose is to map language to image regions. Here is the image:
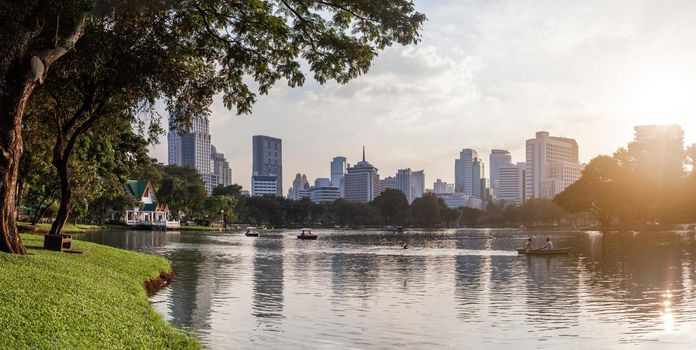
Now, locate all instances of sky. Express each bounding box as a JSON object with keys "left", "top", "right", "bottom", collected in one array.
[{"left": 149, "top": 0, "right": 696, "bottom": 191}]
